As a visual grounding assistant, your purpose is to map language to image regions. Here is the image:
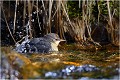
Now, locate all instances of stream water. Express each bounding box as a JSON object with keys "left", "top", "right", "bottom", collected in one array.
[{"left": 1, "top": 46, "right": 119, "bottom": 79}]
